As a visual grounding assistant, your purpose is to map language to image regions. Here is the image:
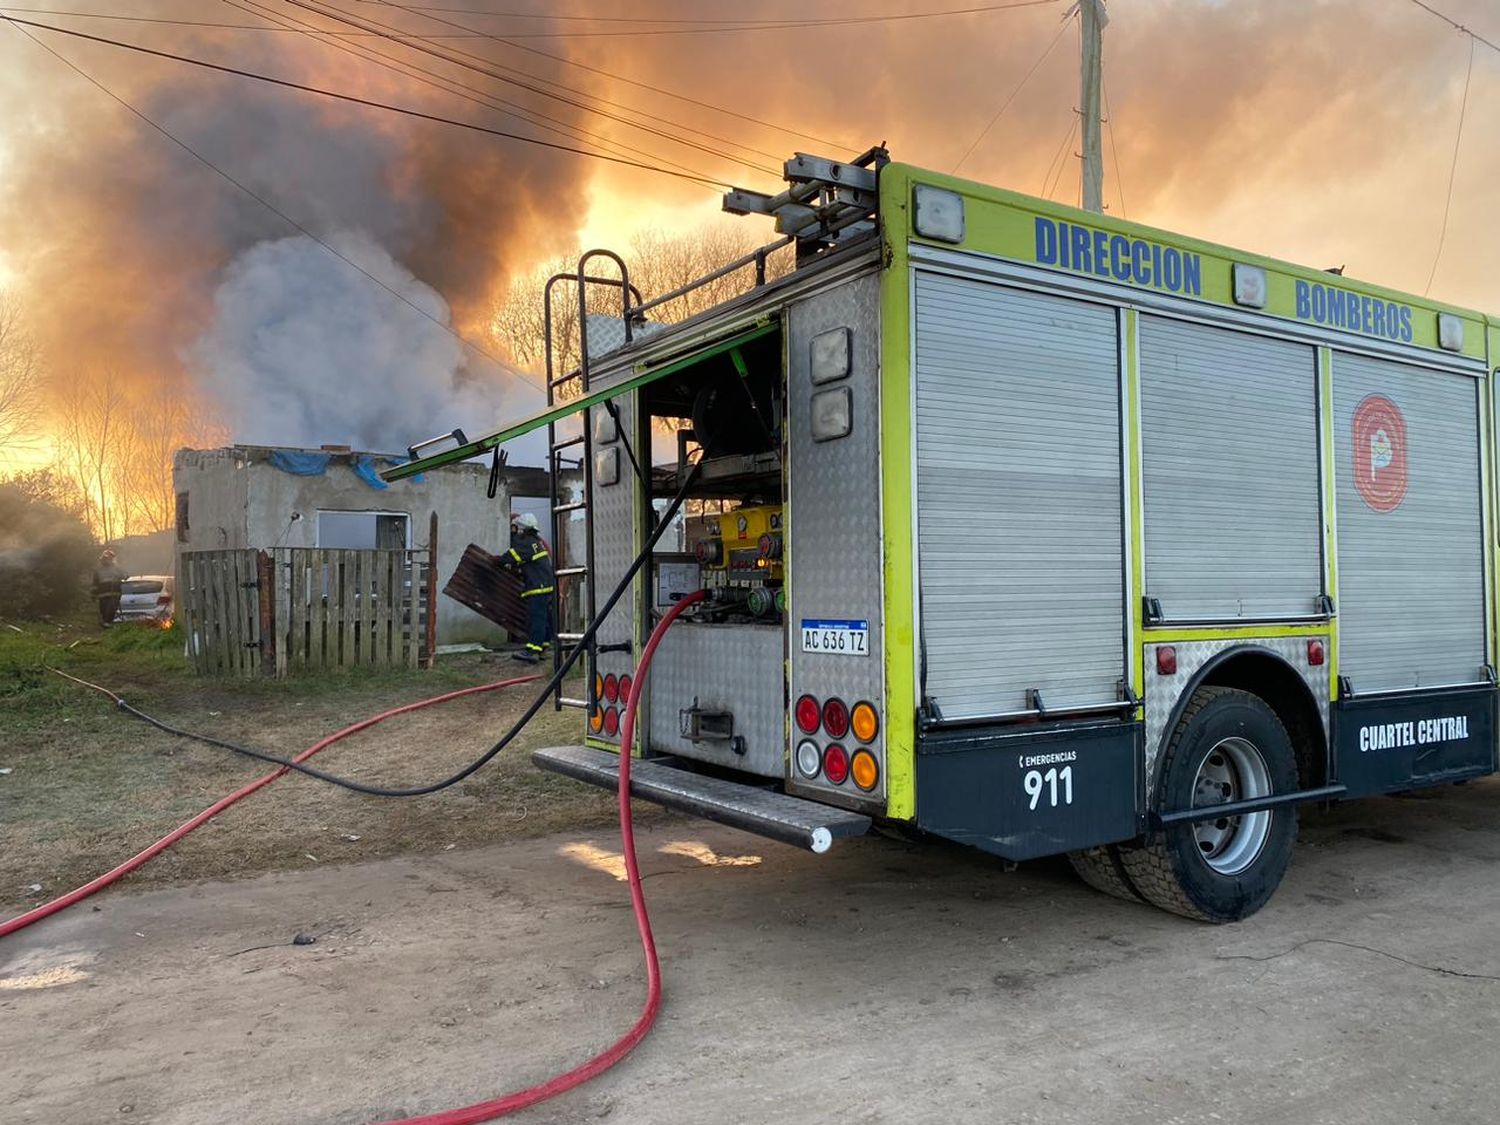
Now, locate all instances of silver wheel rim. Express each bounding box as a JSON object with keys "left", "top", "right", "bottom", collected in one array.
[{"left": 1190, "top": 736, "right": 1272, "bottom": 876}]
